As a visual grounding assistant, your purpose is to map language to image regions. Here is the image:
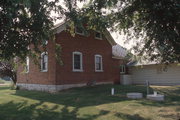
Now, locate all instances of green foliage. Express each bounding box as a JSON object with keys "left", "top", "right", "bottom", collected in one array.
[
  {"left": 0, "top": 0, "right": 57, "bottom": 60},
  {"left": 55, "top": 43, "right": 63, "bottom": 66},
  {"left": 64, "top": 0, "right": 180, "bottom": 63},
  {"left": 0, "top": 60, "right": 18, "bottom": 83},
  {"left": 1, "top": 0, "right": 179, "bottom": 64},
  {"left": 113, "top": 0, "right": 180, "bottom": 63},
  {"left": 0, "top": 79, "right": 5, "bottom": 84}
]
